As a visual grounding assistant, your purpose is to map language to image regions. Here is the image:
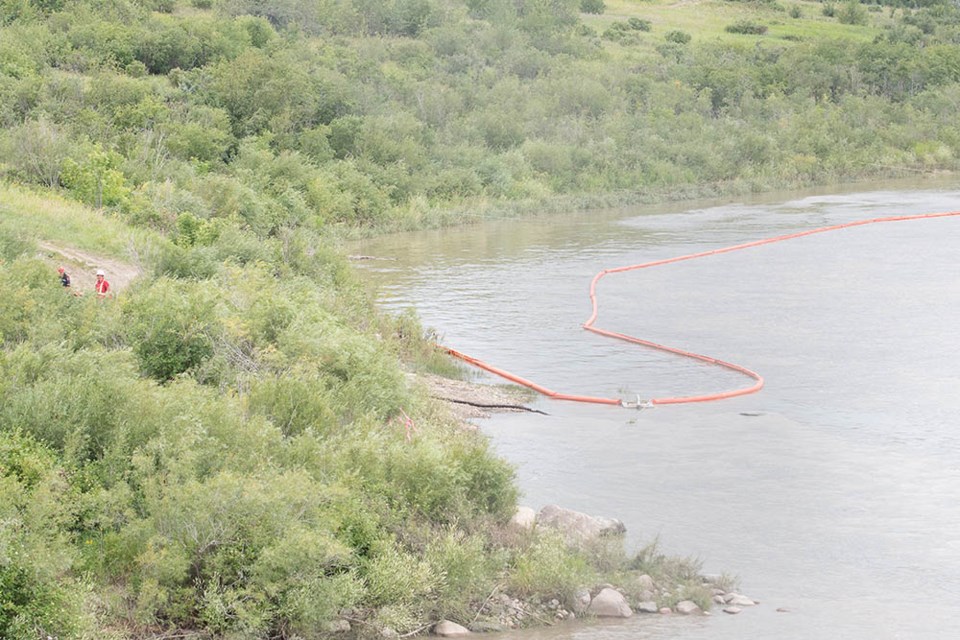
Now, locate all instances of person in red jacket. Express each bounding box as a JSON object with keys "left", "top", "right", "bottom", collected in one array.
[
  {"left": 94, "top": 269, "right": 110, "bottom": 298},
  {"left": 57, "top": 266, "right": 71, "bottom": 288}
]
